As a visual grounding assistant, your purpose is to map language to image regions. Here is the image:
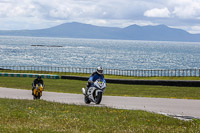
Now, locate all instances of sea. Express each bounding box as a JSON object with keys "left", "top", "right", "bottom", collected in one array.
[{"left": 0, "top": 36, "right": 200, "bottom": 70}]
